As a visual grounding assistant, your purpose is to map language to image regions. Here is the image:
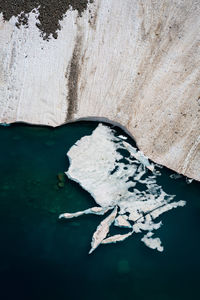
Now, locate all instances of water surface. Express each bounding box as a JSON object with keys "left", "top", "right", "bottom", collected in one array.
[{"left": 0, "top": 122, "right": 199, "bottom": 300}]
